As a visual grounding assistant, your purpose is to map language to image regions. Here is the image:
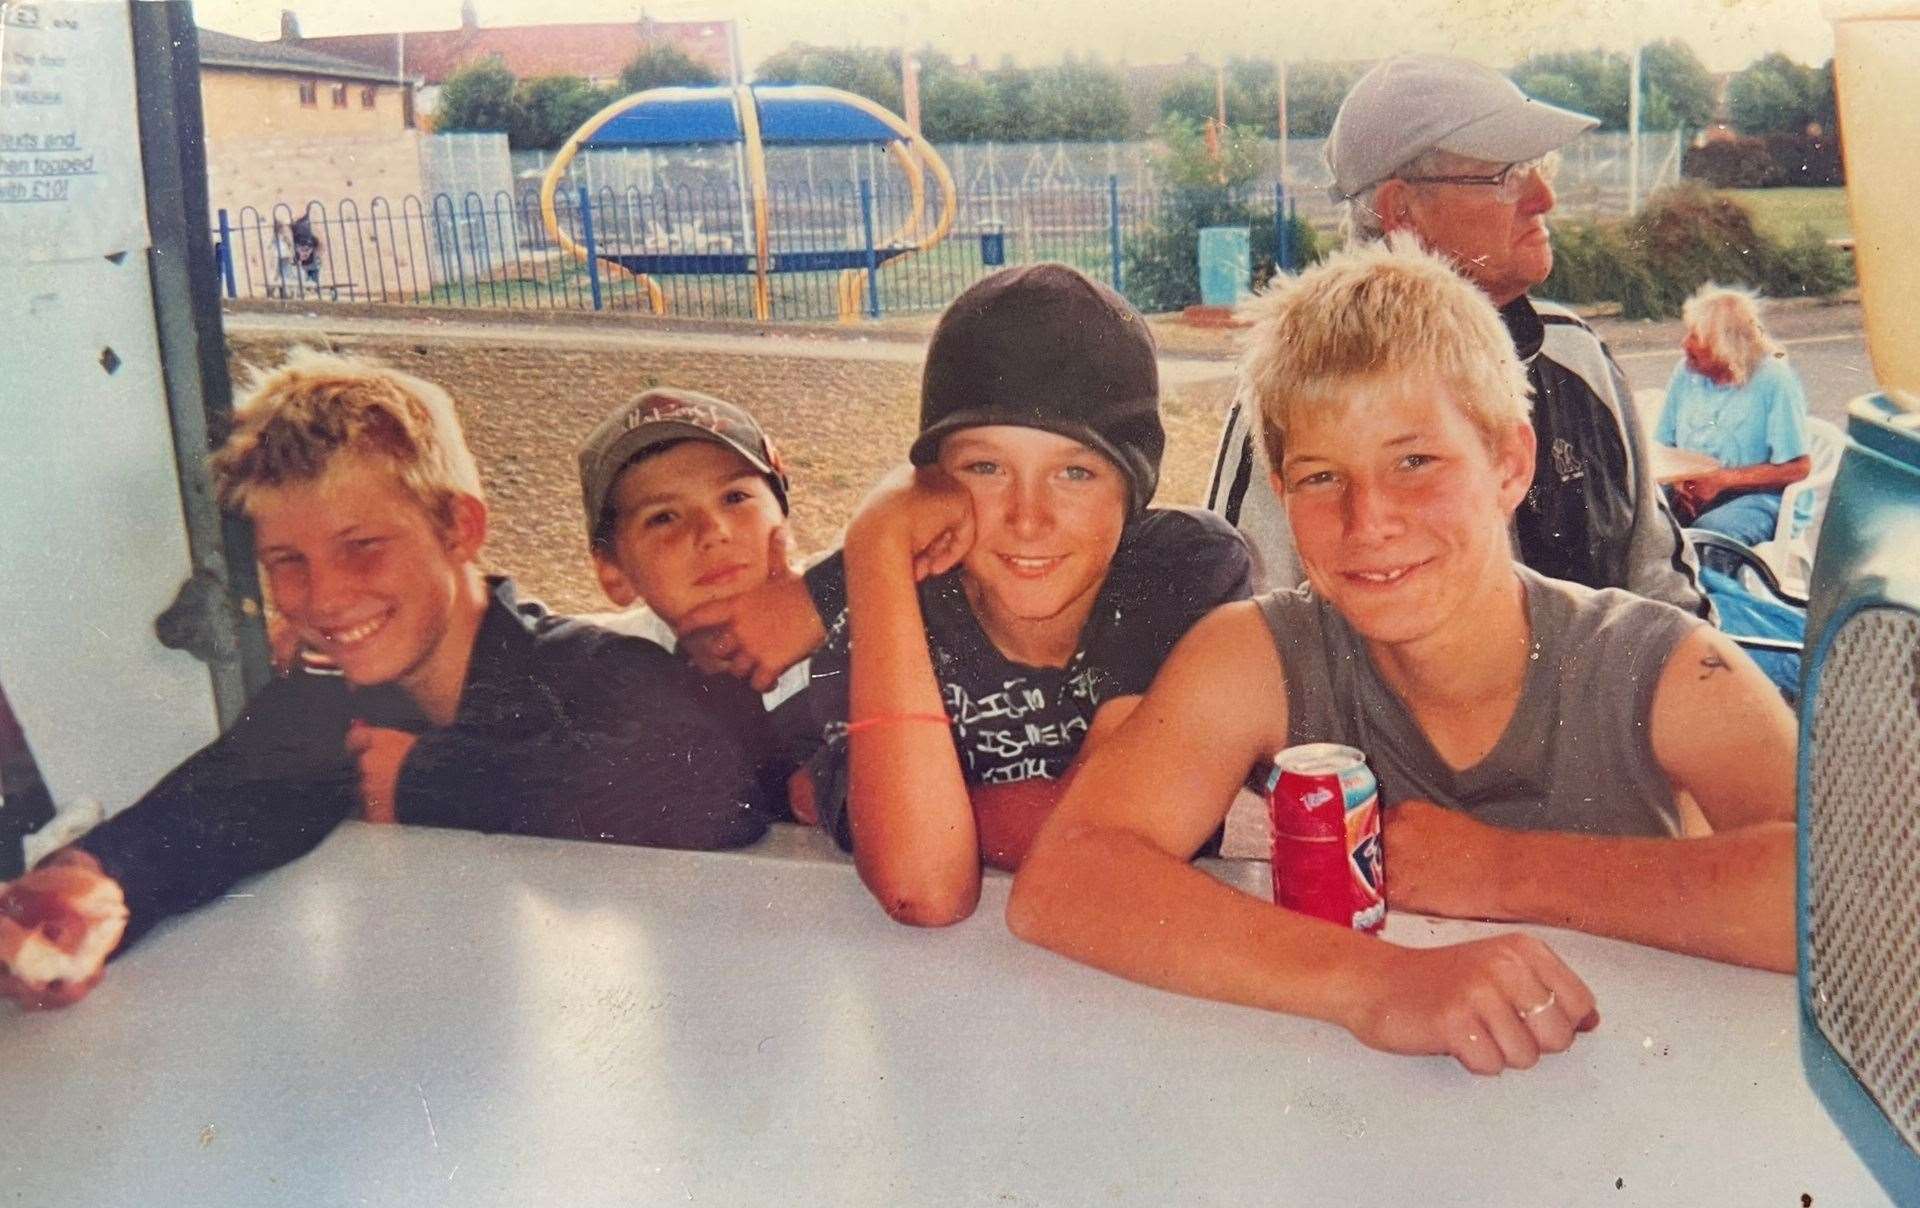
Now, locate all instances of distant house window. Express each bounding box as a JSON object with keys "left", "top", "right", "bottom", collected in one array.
[
  {"left": 361, "top": 85, "right": 377, "bottom": 109},
  {"left": 298, "top": 80, "right": 317, "bottom": 107},
  {"left": 331, "top": 83, "right": 349, "bottom": 109},
  {"left": 401, "top": 88, "right": 416, "bottom": 129}
]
